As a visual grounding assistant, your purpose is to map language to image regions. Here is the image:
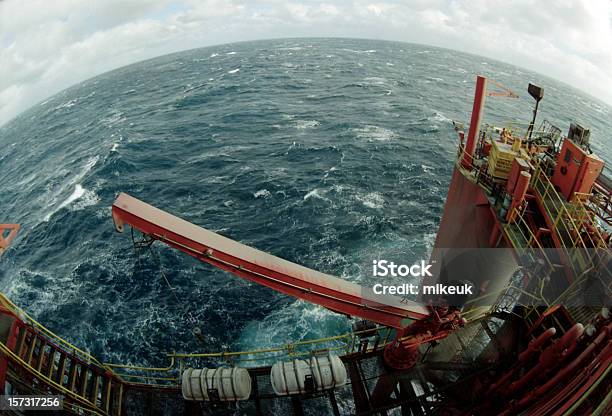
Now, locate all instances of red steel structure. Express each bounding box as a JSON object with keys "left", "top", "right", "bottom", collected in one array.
[
  {"left": 0, "top": 224, "right": 20, "bottom": 257},
  {"left": 0, "top": 75, "right": 610, "bottom": 415},
  {"left": 111, "top": 192, "right": 430, "bottom": 329},
  {"left": 111, "top": 193, "right": 468, "bottom": 370}
]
